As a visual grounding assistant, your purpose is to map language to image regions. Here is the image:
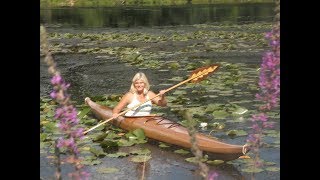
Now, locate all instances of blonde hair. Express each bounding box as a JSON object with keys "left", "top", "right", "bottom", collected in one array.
[{"left": 130, "top": 72, "right": 150, "bottom": 95}]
